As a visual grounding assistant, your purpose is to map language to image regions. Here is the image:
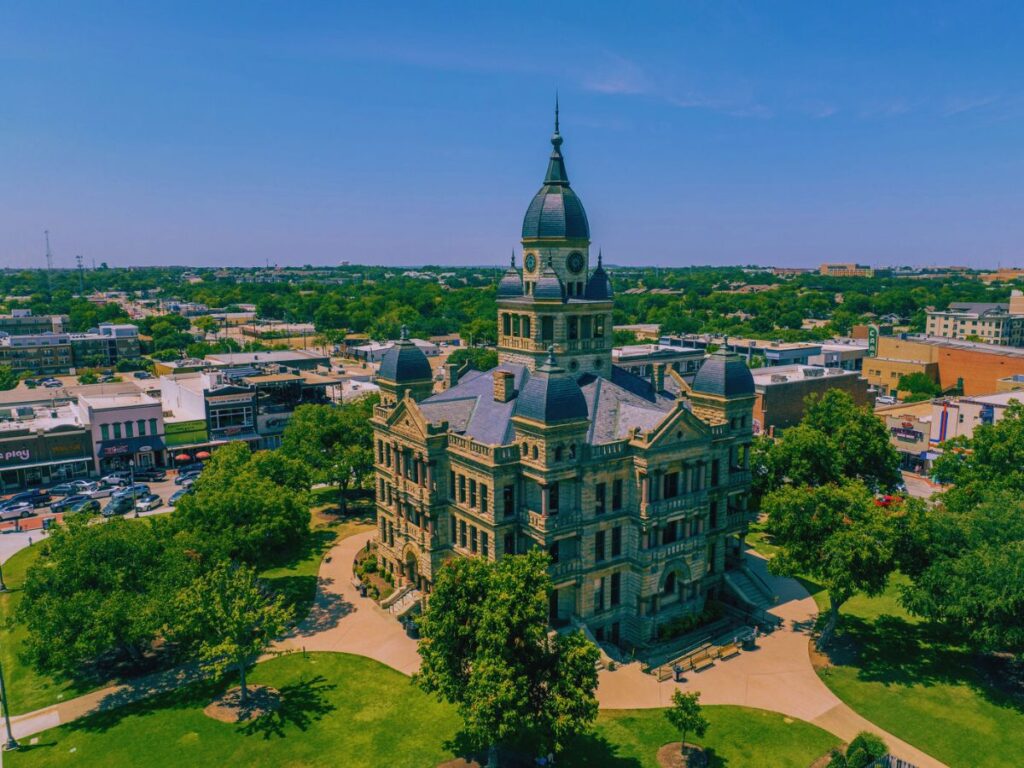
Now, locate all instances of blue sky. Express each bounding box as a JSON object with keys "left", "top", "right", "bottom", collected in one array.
[{"left": 2, "top": 1, "right": 1022, "bottom": 268}]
